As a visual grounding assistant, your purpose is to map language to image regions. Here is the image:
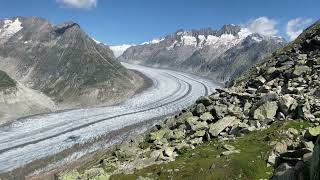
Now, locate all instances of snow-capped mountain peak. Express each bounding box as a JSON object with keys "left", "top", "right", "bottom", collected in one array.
[
  {"left": 0, "top": 17, "right": 23, "bottom": 44},
  {"left": 120, "top": 23, "right": 285, "bottom": 83}
]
